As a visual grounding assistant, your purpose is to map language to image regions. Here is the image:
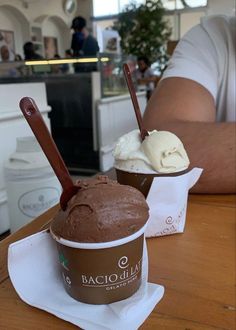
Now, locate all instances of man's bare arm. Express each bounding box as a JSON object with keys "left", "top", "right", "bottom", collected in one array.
[{"left": 143, "top": 77, "right": 236, "bottom": 193}]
